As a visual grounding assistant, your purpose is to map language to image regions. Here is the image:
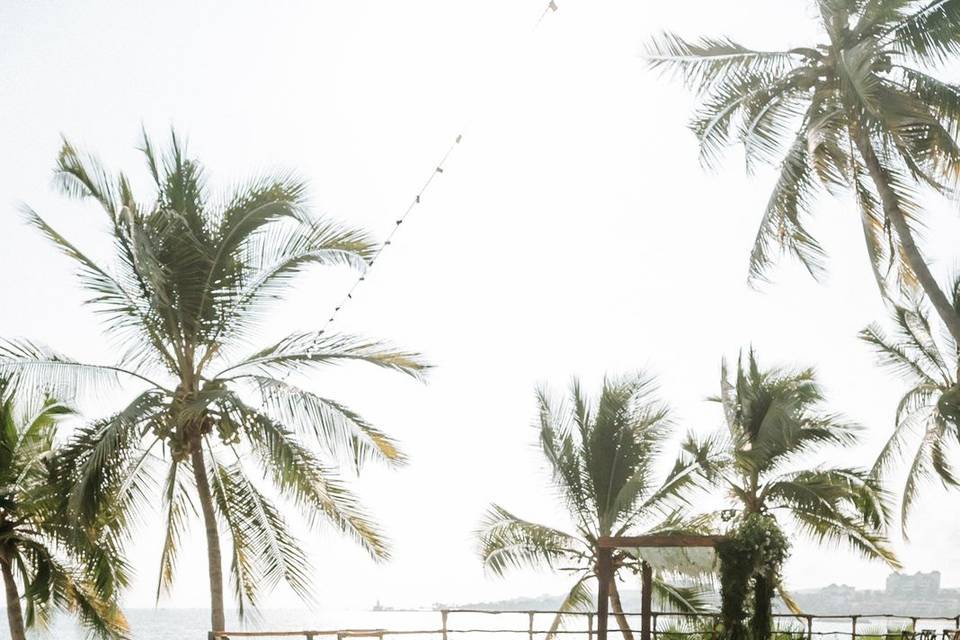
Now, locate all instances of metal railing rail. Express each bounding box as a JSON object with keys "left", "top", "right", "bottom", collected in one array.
[{"left": 208, "top": 608, "right": 960, "bottom": 640}]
